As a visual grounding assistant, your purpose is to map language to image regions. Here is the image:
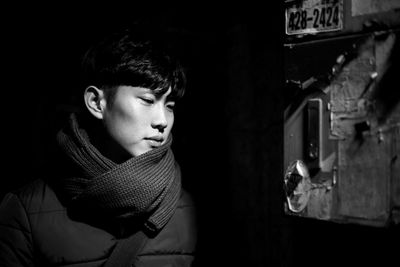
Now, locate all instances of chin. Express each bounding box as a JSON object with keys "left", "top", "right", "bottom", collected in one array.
[{"left": 131, "top": 148, "right": 151, "bottom": 157}]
